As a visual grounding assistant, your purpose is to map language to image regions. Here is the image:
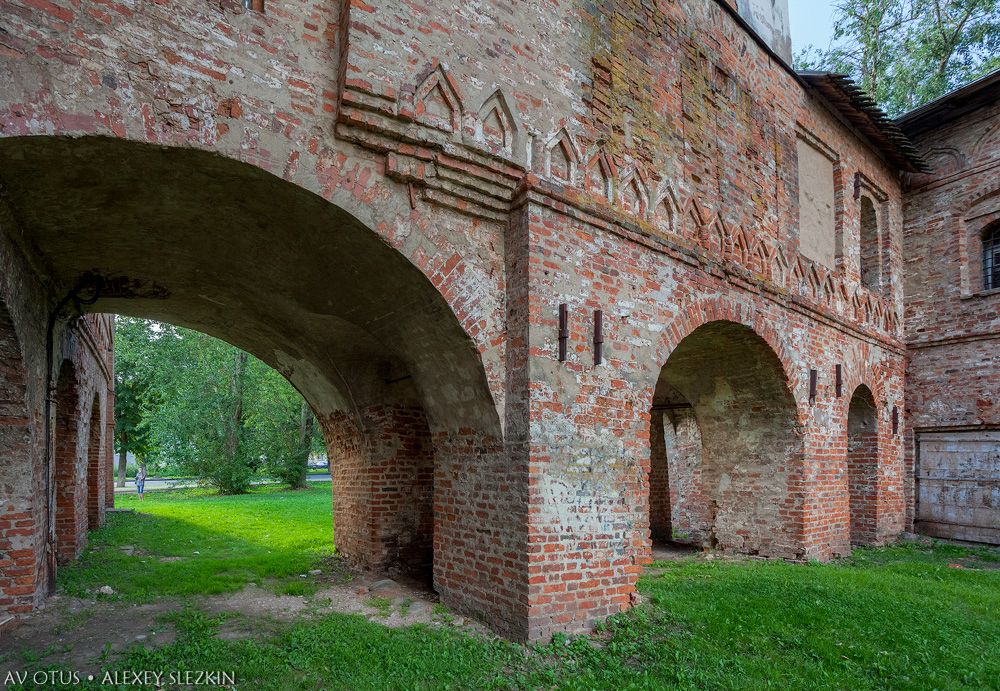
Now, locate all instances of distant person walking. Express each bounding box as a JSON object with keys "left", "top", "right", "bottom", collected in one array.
[{"left": 135, "top": 463, "right": 148, "bottom": 501}]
